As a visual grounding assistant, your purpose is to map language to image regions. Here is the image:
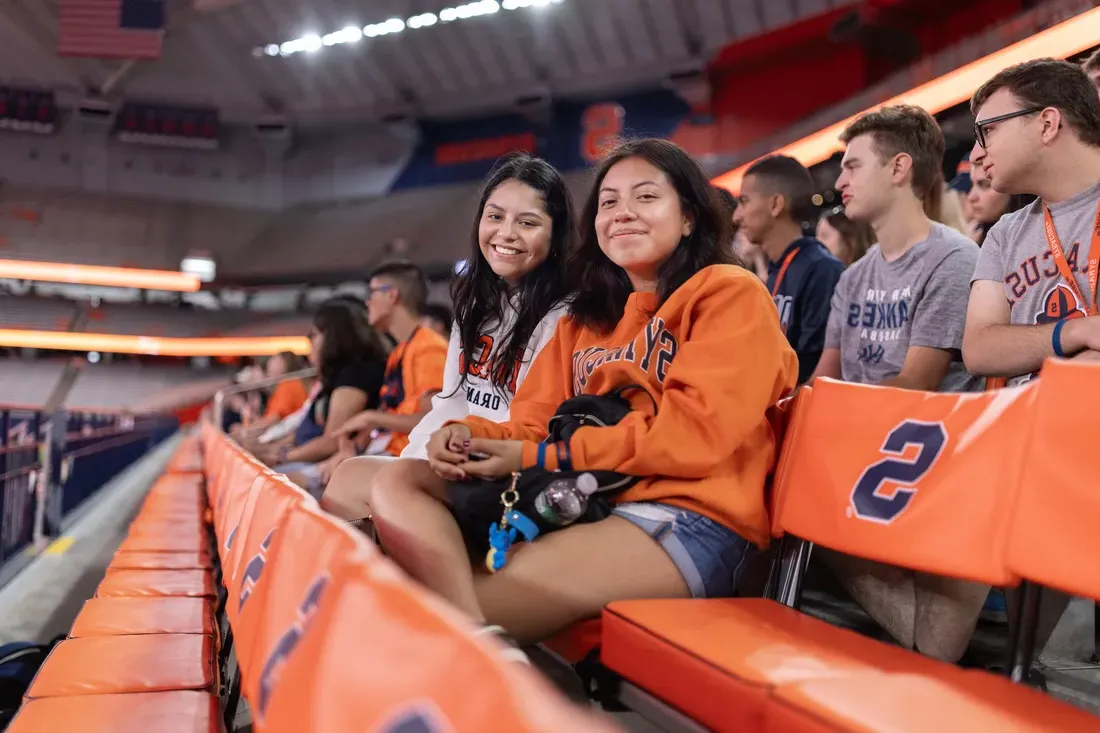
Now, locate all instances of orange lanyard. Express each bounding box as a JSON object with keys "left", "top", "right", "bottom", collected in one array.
[
  {"left": 1043, "top": 200, "right": 1100, "bottom": 316},
  {"left": 770, "top": 247, "right": 800, "bottom": 297}
]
